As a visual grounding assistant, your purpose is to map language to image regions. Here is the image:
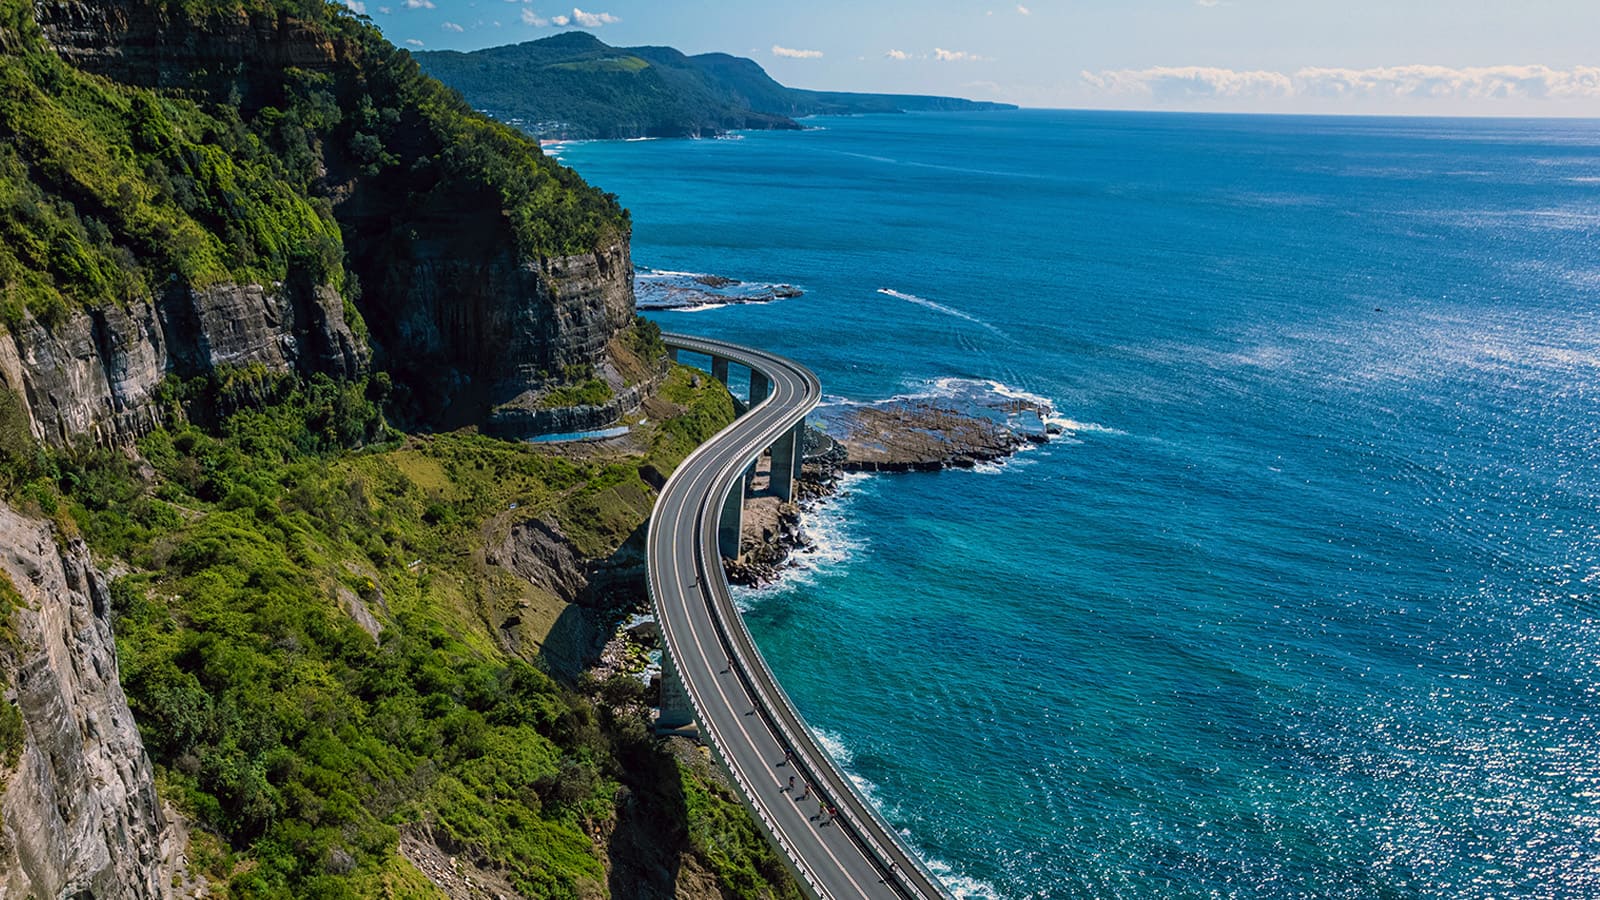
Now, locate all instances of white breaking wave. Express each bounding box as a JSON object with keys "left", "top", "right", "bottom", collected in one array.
[
  {"left": 733, "top": 472, "right": 873, "bottom": 609},
  {"left": 810, "top": 727, "right": 1006, "bottom": 900},
  {"left": 809, "top": 726, "right": 855, "bottom": 766},
  {"left": 921, "top": 856, "right": 1007, "bottom": 900},
  {"left": 640, "top": 268, "right": 709, "bottom": 278},
  {"left": 878, "top": 288, "right": 1004, "bottom": 334}
]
